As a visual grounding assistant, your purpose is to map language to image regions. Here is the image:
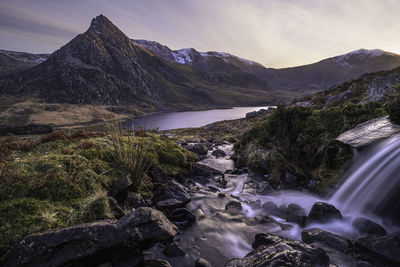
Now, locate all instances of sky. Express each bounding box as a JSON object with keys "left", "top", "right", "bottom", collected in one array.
[{"left": 1, "top": 0, "right": 400, "bottom": 68}]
